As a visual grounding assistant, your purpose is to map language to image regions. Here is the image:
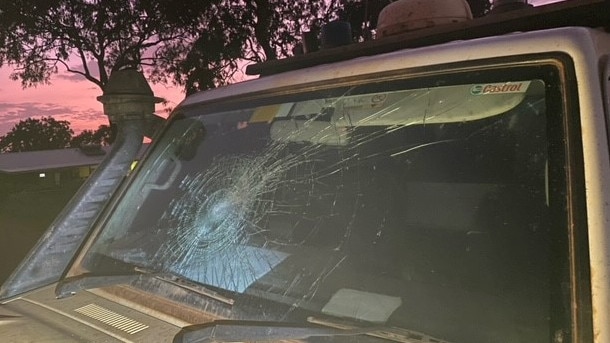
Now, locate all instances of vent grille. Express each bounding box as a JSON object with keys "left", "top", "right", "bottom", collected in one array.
[{"left": 74, "top": 303, "right": 149, "bottom": 334}]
